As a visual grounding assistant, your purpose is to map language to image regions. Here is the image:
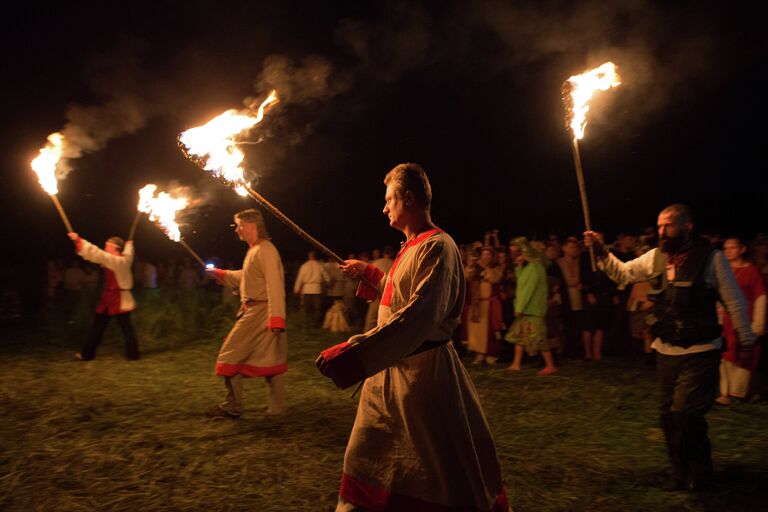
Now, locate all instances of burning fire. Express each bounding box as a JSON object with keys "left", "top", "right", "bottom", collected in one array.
[
  {"left": 31, "top": 132, "right": 65, "bottom": 195},
  {"left": 178, "top": 90, "right": 278, "bottom": 196},
  {"left": 137, "top": 184, "right": 189, "bottom": 242},
  {"left": 565, "top": 62, "right": 621, "bottom": 140}
]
